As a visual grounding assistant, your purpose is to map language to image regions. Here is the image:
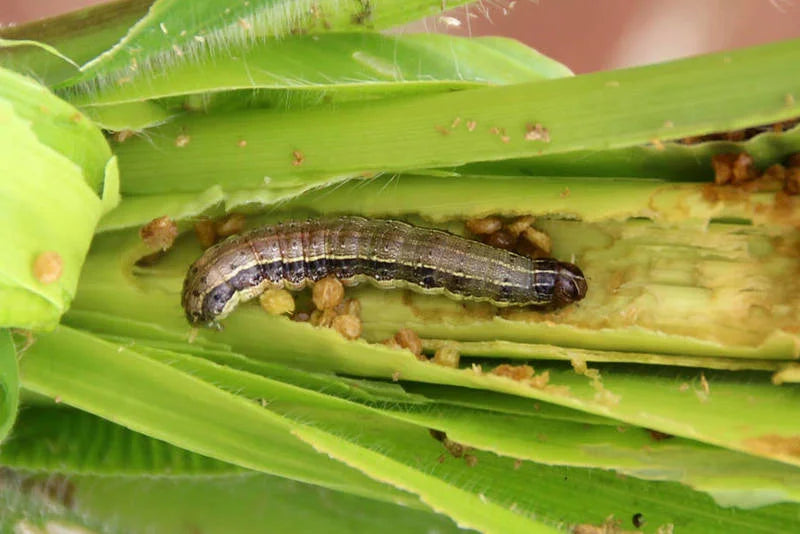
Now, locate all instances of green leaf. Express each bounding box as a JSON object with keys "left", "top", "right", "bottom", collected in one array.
[
  {"left": 0, "top": 0, "right": 151, "bottom": 86},
  {"left": 0, "top": 38, "right": 79, "bottom": 68},
  {"left": 0, "top": 67, "right": 117, "bottom": 329},
  {"left": 62, "top": 0, "right": 475, "bottom": 92},
  {"left": 66, "top": 33, "right": 571, "bottom": 108},
  {"left": 17, "top": 325, "right": 419, "bottom": 507},
  {"left": 98, "top": 331, "right": 800, "bottom": 528},
  {"left": 0, "top": 330, "right": 20, "bottom": 443},
  {"left": 110, "top": 38, "right": 800, "bottom": 195},
  {"left": 65, "top": 471, "right": 469, "bottom": 534},
  {"left": 0, "top": 406, "right": 239, "bottom": 476}
]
